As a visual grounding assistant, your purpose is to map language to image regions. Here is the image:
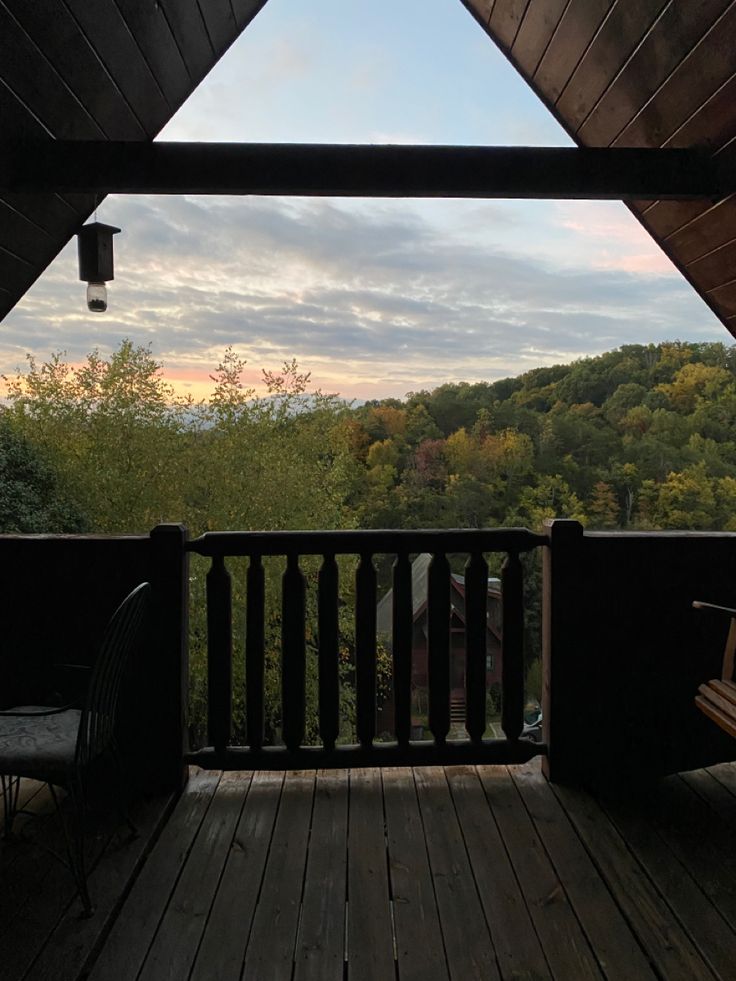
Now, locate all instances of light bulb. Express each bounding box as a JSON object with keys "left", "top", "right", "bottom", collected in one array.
[{"left": 87, "top": 282, "right": 107, "bottom": 313}]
